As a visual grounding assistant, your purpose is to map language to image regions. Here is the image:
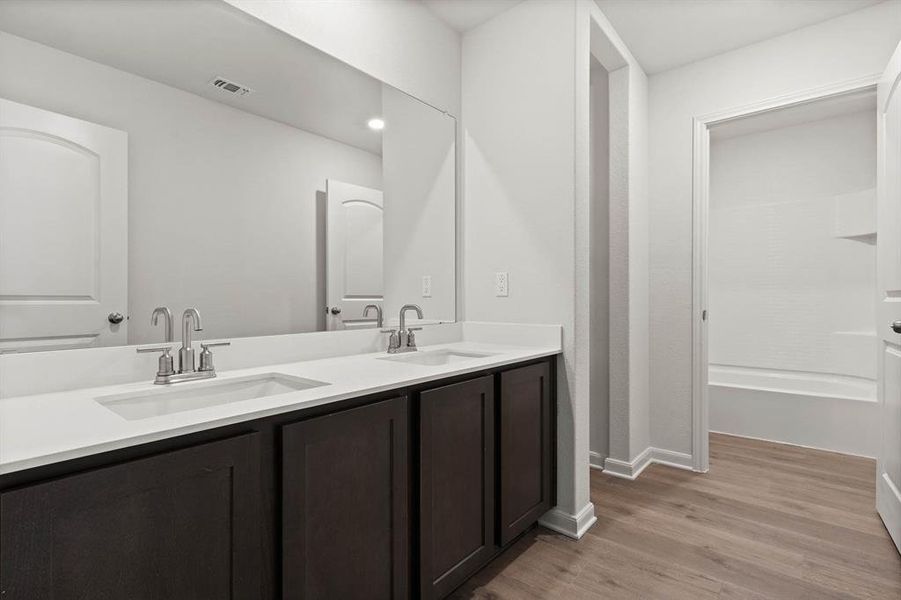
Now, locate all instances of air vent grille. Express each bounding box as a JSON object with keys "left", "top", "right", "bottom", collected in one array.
[{"left": 209, "top": 76, "right": 253, "bottom": 96}]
